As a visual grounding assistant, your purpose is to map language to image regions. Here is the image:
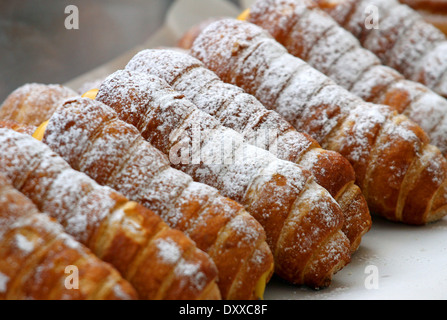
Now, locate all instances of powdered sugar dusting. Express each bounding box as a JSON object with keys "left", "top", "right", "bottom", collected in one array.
[
  {"left": 320, "top": 0, "right": 447, "bottom": 97},
  {"left": 340, "top": 103, "right": 388, "bottom": 163},
  {"left": 42, "top": 97, "right": 273, "bottom": 298},
  {"left": 189, "top": 17, "right": 447, "bottom": 224},
  {"left": 307, "top": 27, "right": 358, "bottom": 75},
  {"left": 44, "top": 169, "right": 110, "bottom": 243},
  {"left": 97, "top": 64, "right": 352, "bottom": 282},
  {"left": 97, "top": 68, "right": 315, "bottom": 205},
  {"left": 0, "top": 176, "right": 132, "bottom": 298},
  {"left": 175, "top": 262, "right": 207, "bottom": 292},
  {"left": 226, "top": 212, "right": 261, "bottom": 245},
  {"left": 14, "top": 234, "right": 35, "bottom": 255},
  {"left": 112, "top": 284, "right": 133, "bottom": 300},
  {"left": 126, "top": 49, "right": 317, "bottom": 168},
  {"left": 0, "top": 83, "right": 78, "bottom": 126},
  {"left": 0, "top": 272, "right": 9, "bottom": 294},
  {"left": 0, "top": 129, "right": 115, "bottom": 244},
  {"left": 155, "top": 238, "right": 182, "bottom": 264}
]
